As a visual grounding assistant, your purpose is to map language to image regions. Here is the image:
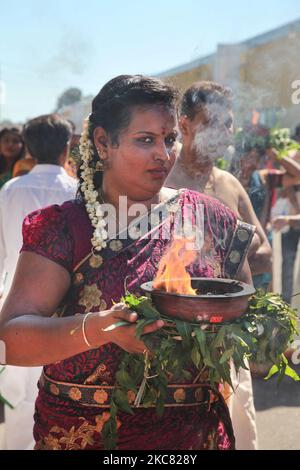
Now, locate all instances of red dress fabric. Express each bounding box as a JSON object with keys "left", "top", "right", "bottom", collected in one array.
[{"left": 21, "top": 189, "right": 252, "bottom": 450}]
